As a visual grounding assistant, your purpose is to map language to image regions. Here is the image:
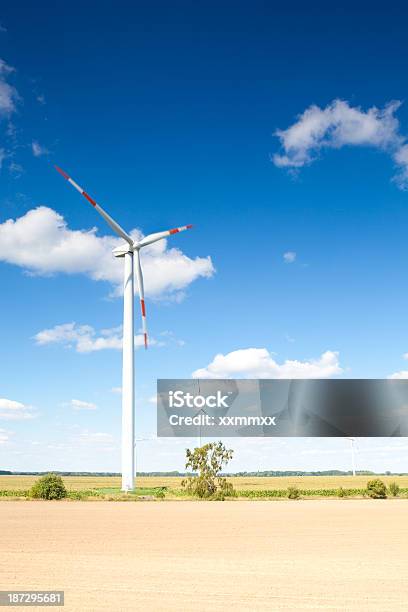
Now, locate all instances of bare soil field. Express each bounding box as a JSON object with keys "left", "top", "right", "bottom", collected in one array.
[
  {"left": 2, "top": 474, "right": 408, "bottom": 492},
  {"left": 1, "top": 500, "right": 407, "bottom": 611}
]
